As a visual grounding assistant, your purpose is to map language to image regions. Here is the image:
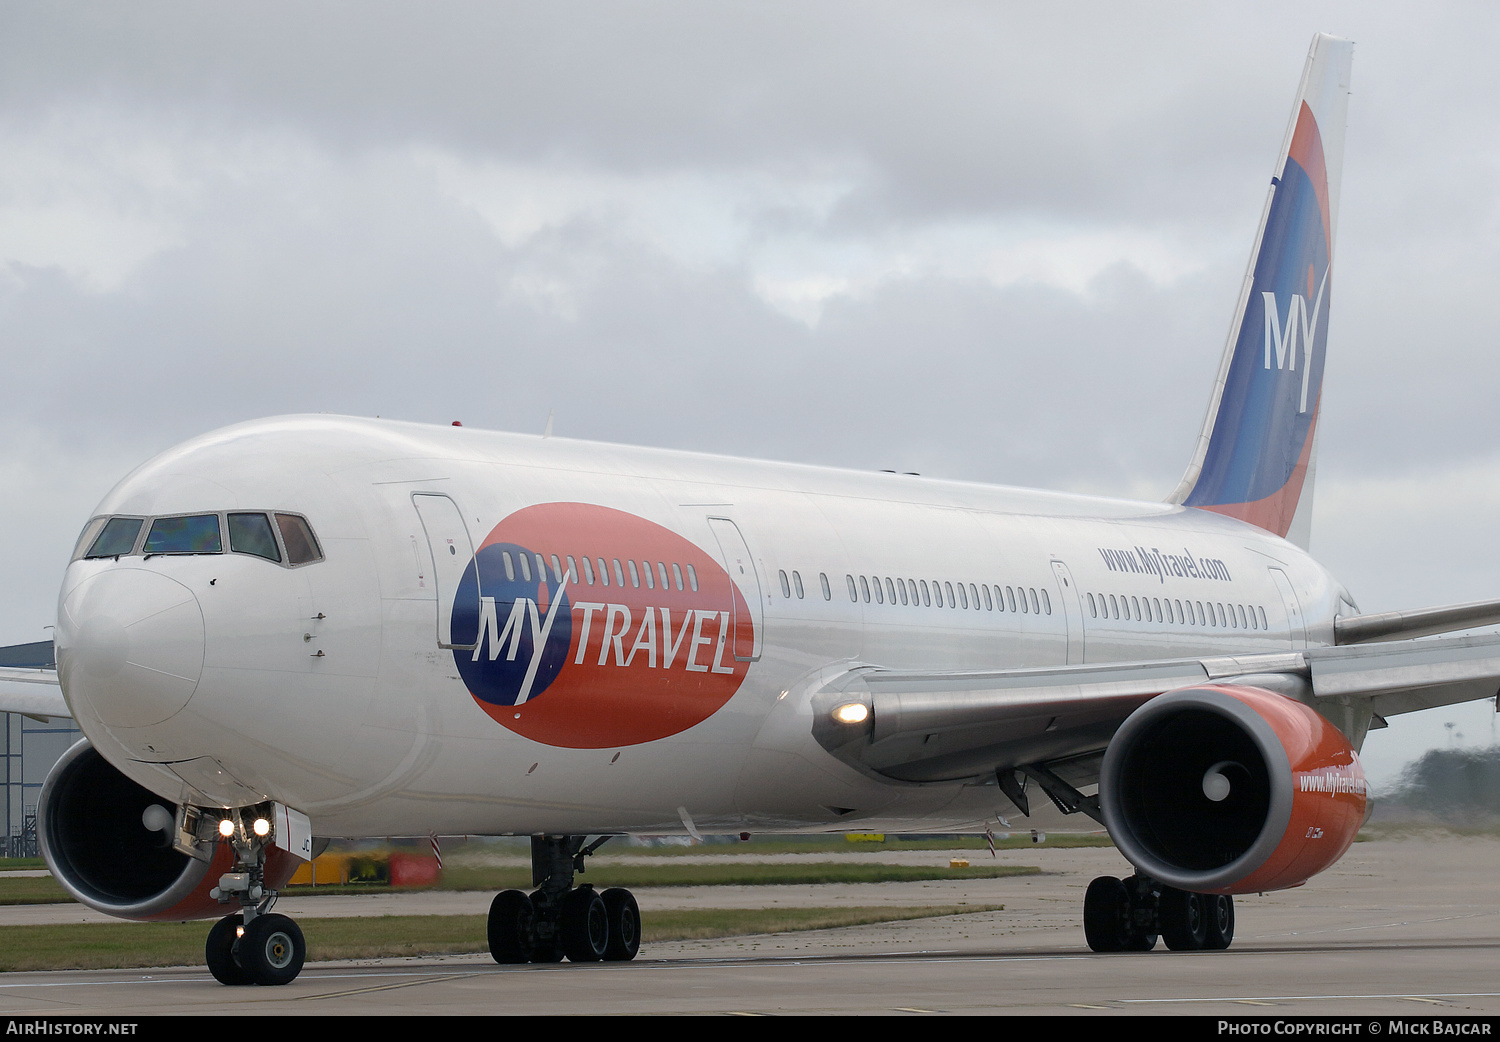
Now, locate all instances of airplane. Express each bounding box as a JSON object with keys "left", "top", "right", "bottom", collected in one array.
[{"left": 6, "top": 31, "right": 1500, "bottom": 986}]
